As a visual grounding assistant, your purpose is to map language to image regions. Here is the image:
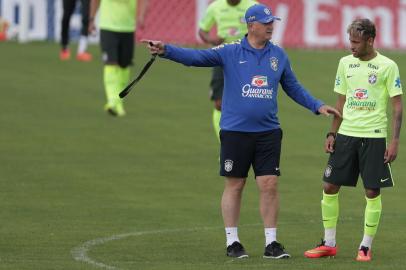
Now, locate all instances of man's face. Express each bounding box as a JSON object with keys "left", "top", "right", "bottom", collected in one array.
[
  {"left": 349, "top": 33, "right": 372, "bottom": 59},
  {"left": 250, "top": 21, "right": 274, "bottom": 41}
]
